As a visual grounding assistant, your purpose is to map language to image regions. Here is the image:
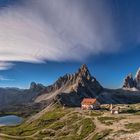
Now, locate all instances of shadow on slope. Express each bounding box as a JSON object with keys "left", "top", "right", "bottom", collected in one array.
[{"left": 98, "top": 88, "right": 140, "bottom": 104}]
